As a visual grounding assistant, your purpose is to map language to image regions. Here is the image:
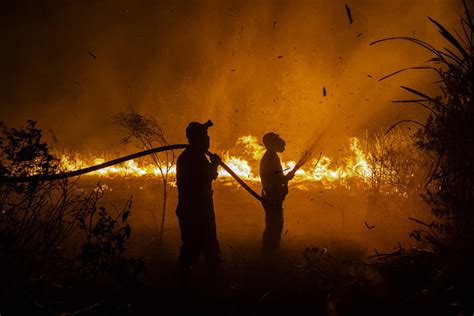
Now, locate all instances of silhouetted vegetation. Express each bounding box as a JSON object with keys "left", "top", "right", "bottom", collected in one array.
[
  {"left": 0, "top": 120, "right": 143, "bottom": 314},
  {"left": 1, "top": 3, "right": 472, "bottom": 314},
  {"left": 114, "top": 110, "right": 175, "bottom": 249},
  {"left": 370, "top": 1, "right": 474, "bottom": 314}
]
